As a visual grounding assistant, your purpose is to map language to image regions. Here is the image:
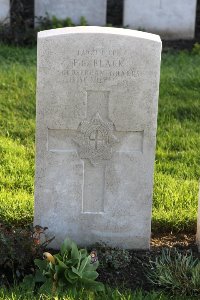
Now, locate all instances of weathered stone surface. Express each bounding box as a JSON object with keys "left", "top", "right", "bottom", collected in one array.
[
  {"left": 35, "top": 0, "right": 107, "bottom": 26},
  {"left": 123, "top": 0, "right": 197, "bottom": 40},
  {"left": 0, "top": 0, "right": 10, "bottom": 23},
  {"left": 34, "top": 27, "right": 162, "bottom": 249}
]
